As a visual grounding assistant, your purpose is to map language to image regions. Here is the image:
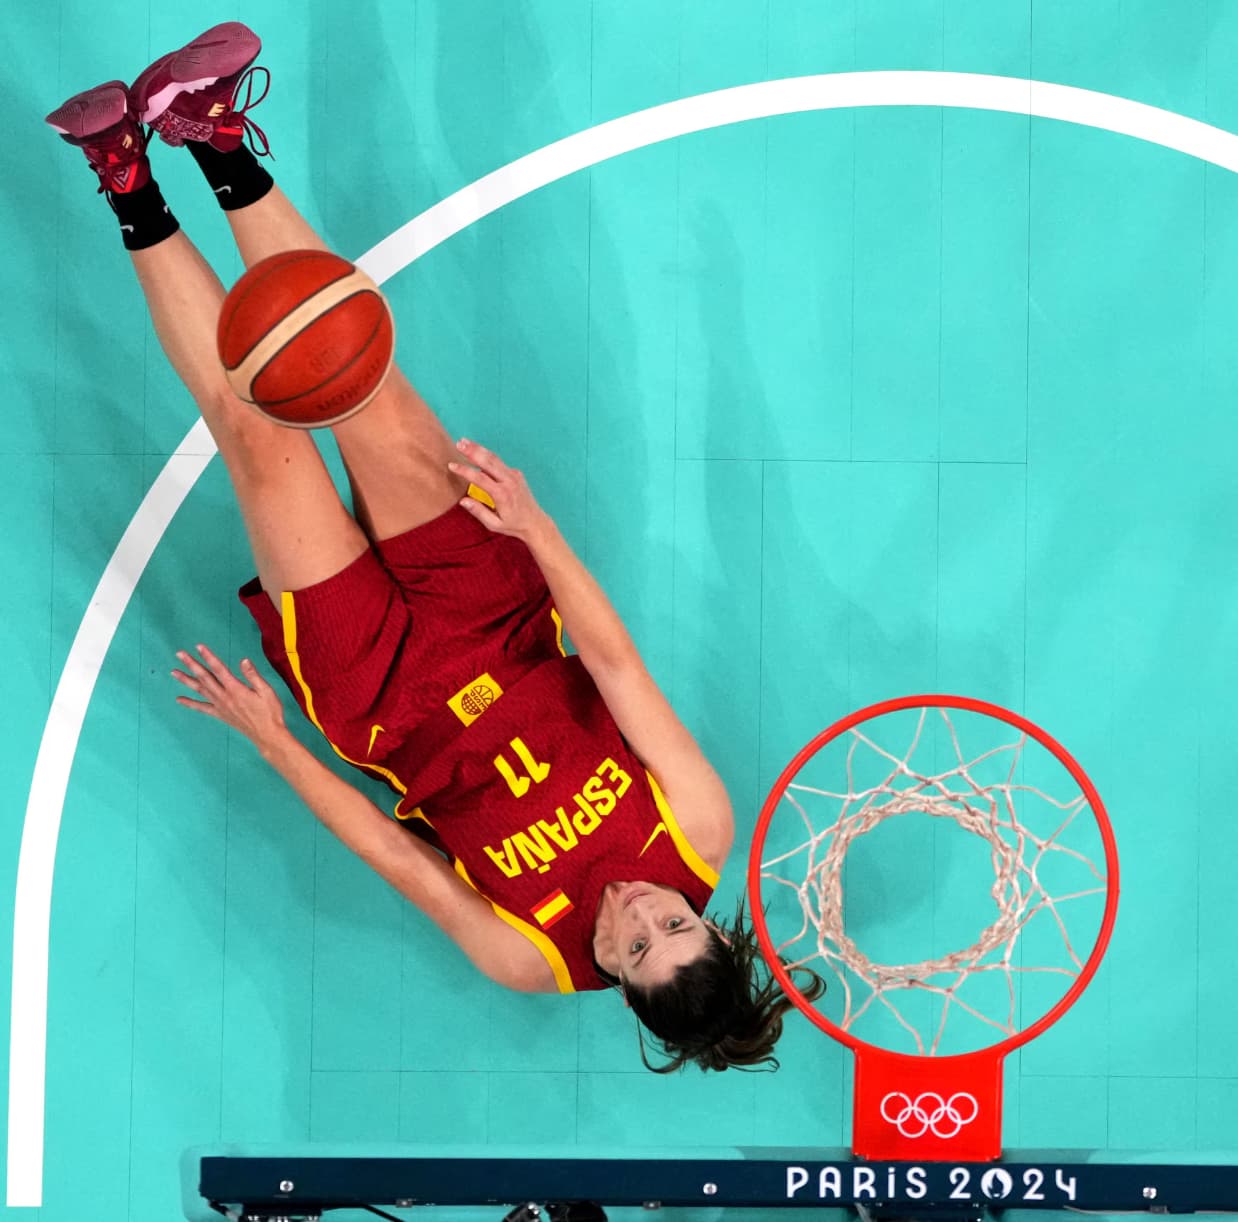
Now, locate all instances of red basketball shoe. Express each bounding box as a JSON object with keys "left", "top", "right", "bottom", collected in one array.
[
  {"left": 131, "top": 22, "right": 270, "bottom": 155},
  {"left": 45, "top": 80, "right": 150, "bottom": 194}
]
